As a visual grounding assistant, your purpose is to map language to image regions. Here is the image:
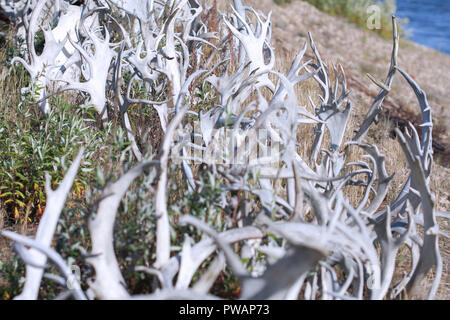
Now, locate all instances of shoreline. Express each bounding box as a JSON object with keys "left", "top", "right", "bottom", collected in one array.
[{"left": 396, "top": 0, "right": 450, "bottom": 55}]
